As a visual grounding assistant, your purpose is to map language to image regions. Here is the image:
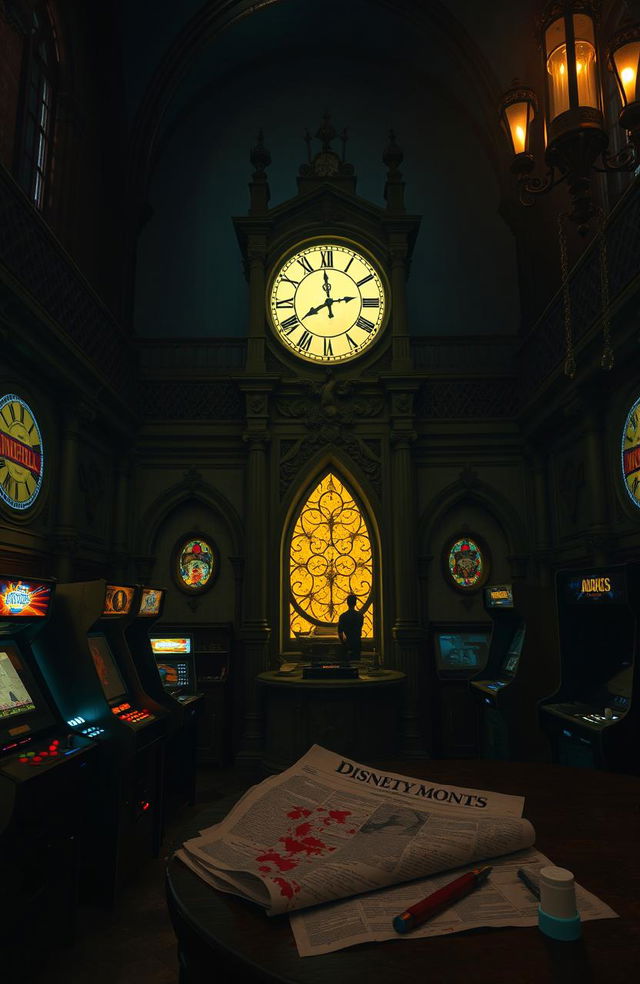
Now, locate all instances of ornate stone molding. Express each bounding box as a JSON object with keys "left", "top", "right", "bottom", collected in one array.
[{"left": 279, "top": 431, "right": 382, "bottom": 498}]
